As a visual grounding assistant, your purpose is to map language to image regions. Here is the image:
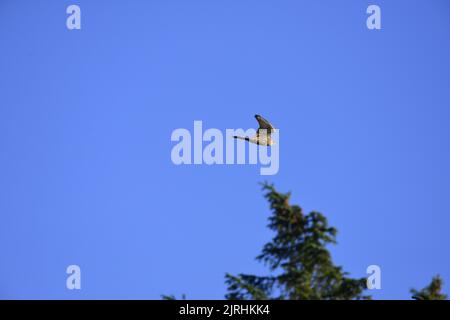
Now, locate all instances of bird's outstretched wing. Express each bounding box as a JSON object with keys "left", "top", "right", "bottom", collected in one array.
[{"left": 255, "top": 114, "right": 275, "bottom": 131}]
